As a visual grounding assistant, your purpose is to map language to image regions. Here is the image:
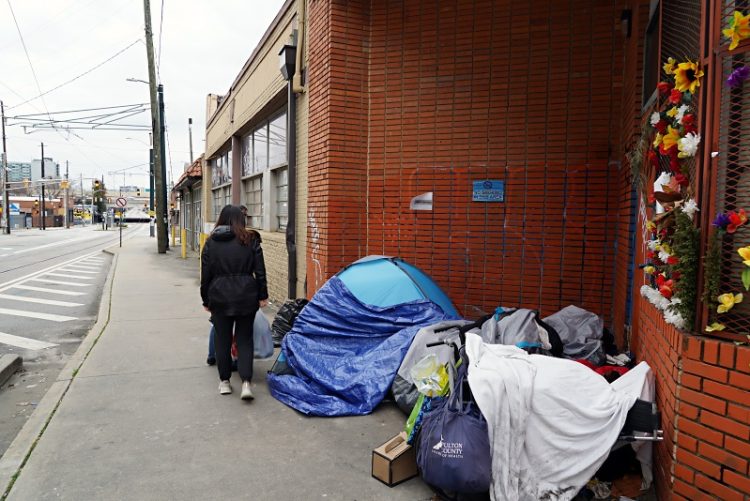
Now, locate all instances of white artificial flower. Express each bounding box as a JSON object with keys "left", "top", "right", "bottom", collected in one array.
[
  {"left": 647, "top": 239, "right": 660, "bottom": 251},
  {"left": 681, "top": 199, "right": 699, "bottom": 219},
  {"left": 654, "top": 171, "right": 672, "bottom": 190},
  {"left": 658, "top": 250, "right": 672, "bottom": 262},
  {"left": 650, "top": 111, "right": 661, "bottom": 126},
  {"left": 678, "top": 132, "right": 701, "bottom": 158},
  {"left": 675, "top": 105, "right": 689, "bottom": 123},
  {"left": 670, "top": 297, "right": 682, "bottom": 306},
  {"left": 640, "top": 285, "right": 652, "bottom": 298},
  {"left": 664, "top": 309, "right": 686, "bottom": 329}
]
